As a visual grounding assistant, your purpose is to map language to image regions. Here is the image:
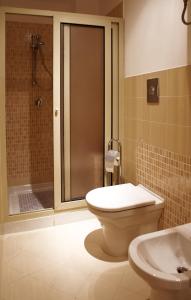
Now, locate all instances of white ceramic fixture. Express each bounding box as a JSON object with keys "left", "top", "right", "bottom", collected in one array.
[
  {"left": 85, "top": 183, "right": 164, "bottom": 257},
  {"left": 129, "top": 223, "right": 191, "bottom": 300}
]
